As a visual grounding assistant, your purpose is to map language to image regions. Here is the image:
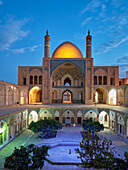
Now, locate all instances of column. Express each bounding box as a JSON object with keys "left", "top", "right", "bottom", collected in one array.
[
  {"left": 12, "top": 87, "right": 14, "bottom": 105},
  {"left": 52, "top": 109, "right": 54, "bottom": 119},
  {"left": 115, "top": 112, "right": 117, "bottom": 133},
  {"left": 5, "top": 84, "right": 7, "bottom": 106},
  {"left": 82, "top": 109, "right": 84, "bottom": 121},
  {"left": 27, "top": 112, "right": 29, "bottom": 126},
  {"left": 75, "top": 109, "right": 77, "bottom": 124},
  {"left": 19, "top": 88, "right": 21, "bottom": 104},
  {"left": 21, "top": 112, "right": 23, "bottom": 132},
  {"left": 59, "top": 109, "right": 61, "bottom": 123}
]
